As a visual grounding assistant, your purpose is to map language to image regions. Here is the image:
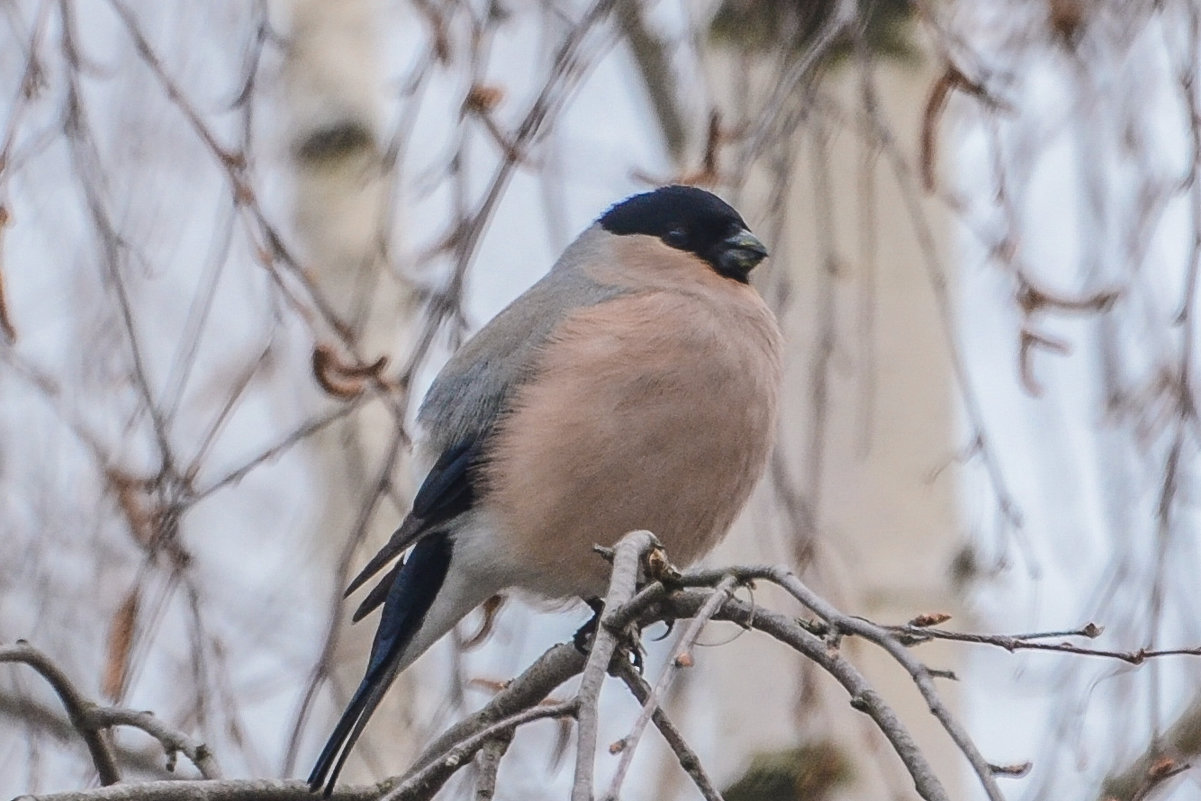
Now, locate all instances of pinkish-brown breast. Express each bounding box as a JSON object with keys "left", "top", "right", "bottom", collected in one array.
[{"left": 480, "top": 243, "right": 781, "bottom": 599}]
